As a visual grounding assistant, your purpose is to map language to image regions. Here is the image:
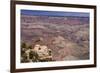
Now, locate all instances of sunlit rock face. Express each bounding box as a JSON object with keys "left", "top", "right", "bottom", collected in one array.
[{"left": 32, "top": 44, "right": 52, "bottom": 61}]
